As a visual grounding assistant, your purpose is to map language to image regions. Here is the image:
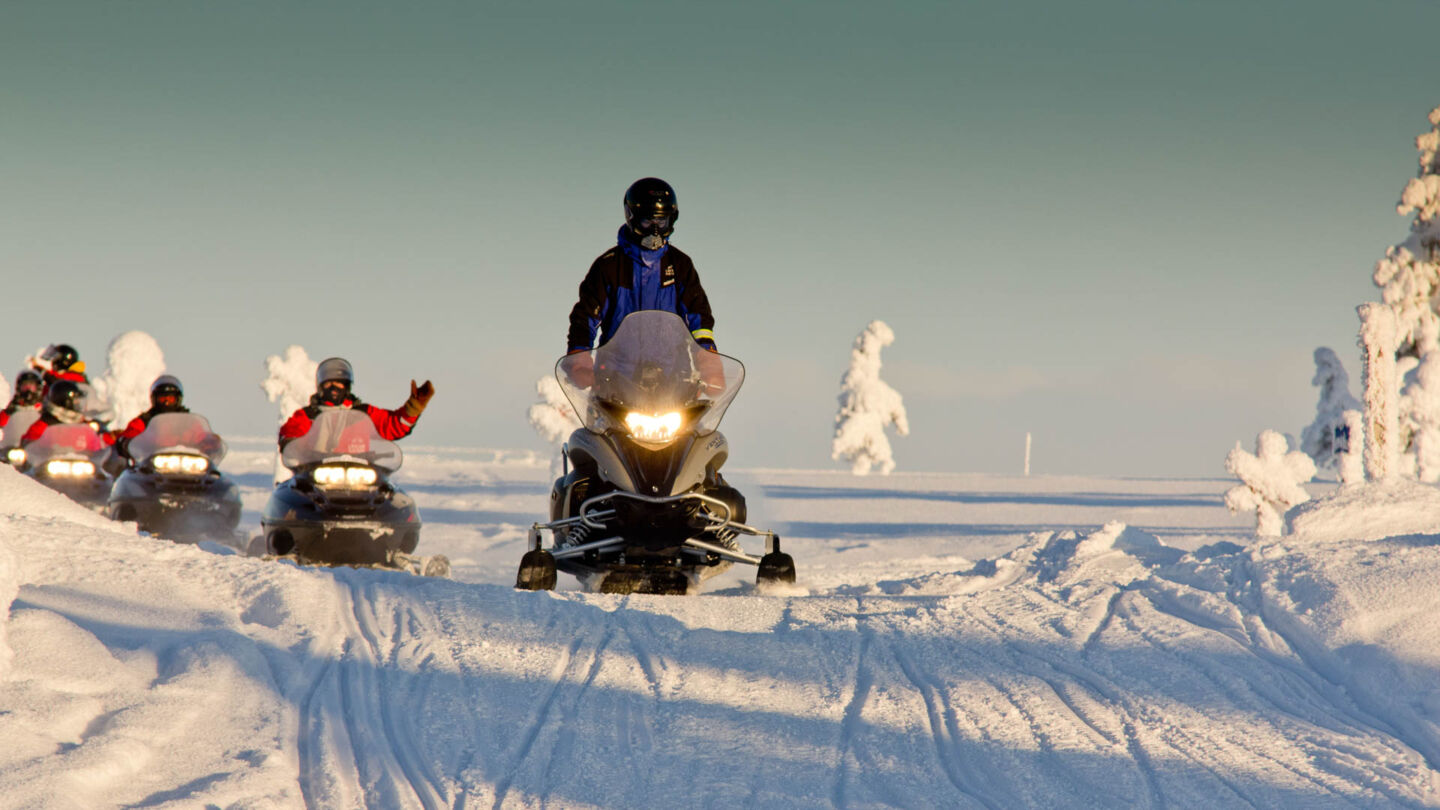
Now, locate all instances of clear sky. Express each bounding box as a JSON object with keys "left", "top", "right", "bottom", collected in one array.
[{"left": 1, "top": 1, "right": 1435, "bottom": 476}]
